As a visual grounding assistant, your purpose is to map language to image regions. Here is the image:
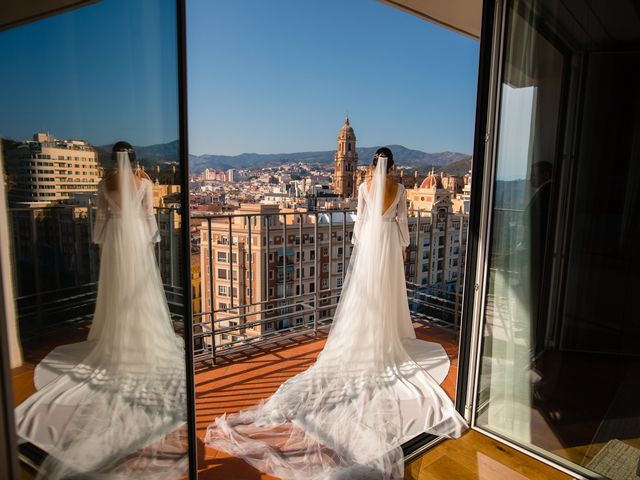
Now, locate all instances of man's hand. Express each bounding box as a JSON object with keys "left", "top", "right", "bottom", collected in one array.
[{"left": 402, "top": 247, "right": 407, "bottom": 262}]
